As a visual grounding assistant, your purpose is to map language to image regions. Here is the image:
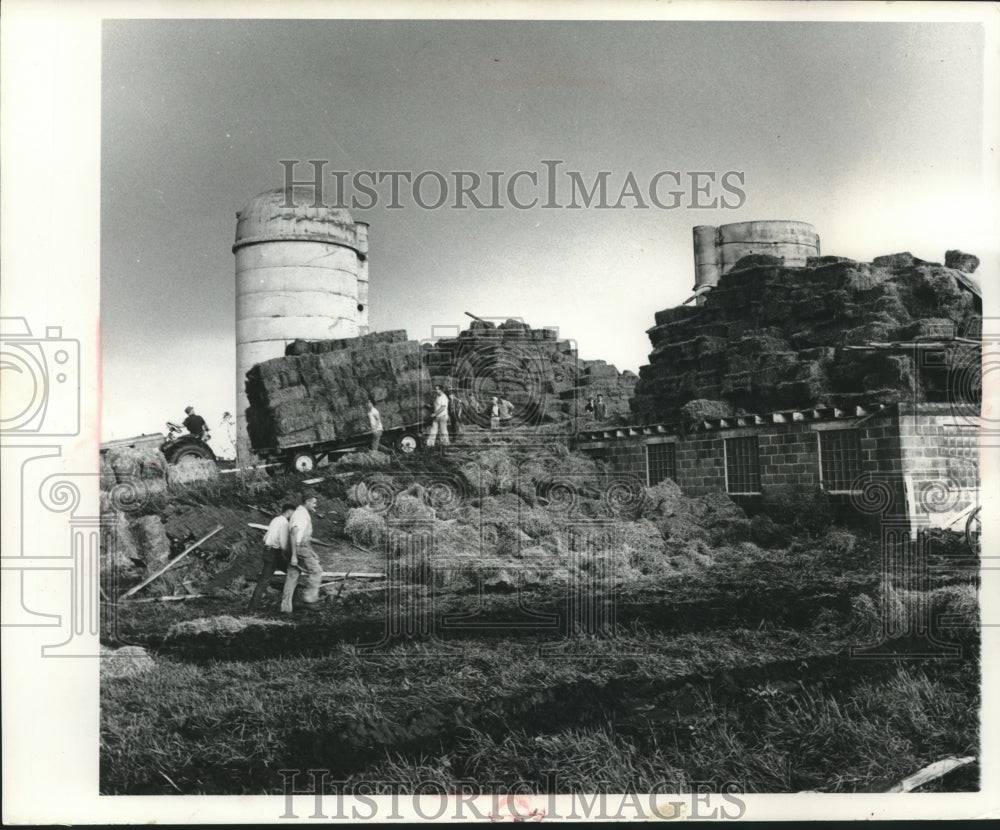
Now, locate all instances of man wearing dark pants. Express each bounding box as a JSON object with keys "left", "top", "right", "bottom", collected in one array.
[
  {"left": 183, "top": 405, "right": 210, "bottom": 441},
  {"left": 281, "top": 491, "right": 323, "bottom": 613},
  {"left": 247, "top": 502, "right": 295, "bottom": 612}
]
